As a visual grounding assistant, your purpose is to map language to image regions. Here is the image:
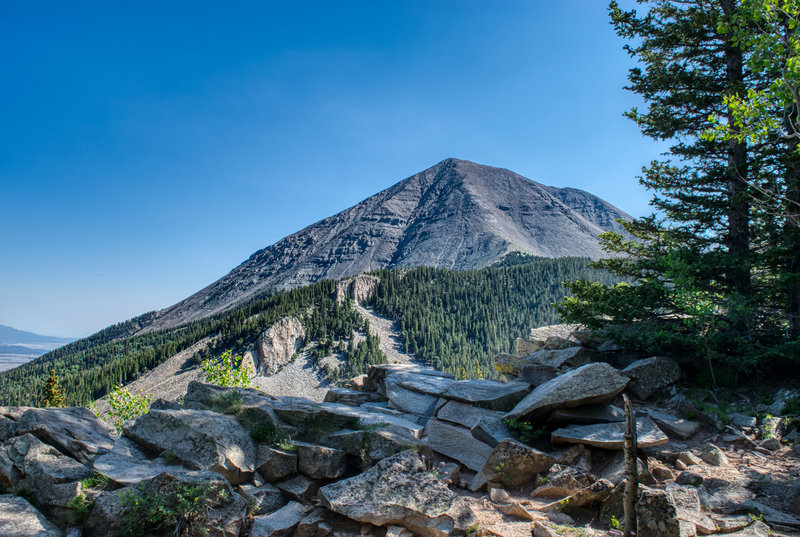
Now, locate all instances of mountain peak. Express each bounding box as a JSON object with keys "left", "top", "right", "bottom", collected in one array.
[{"left": 141, "top": 160, "right": 630, "bottom": 332}]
